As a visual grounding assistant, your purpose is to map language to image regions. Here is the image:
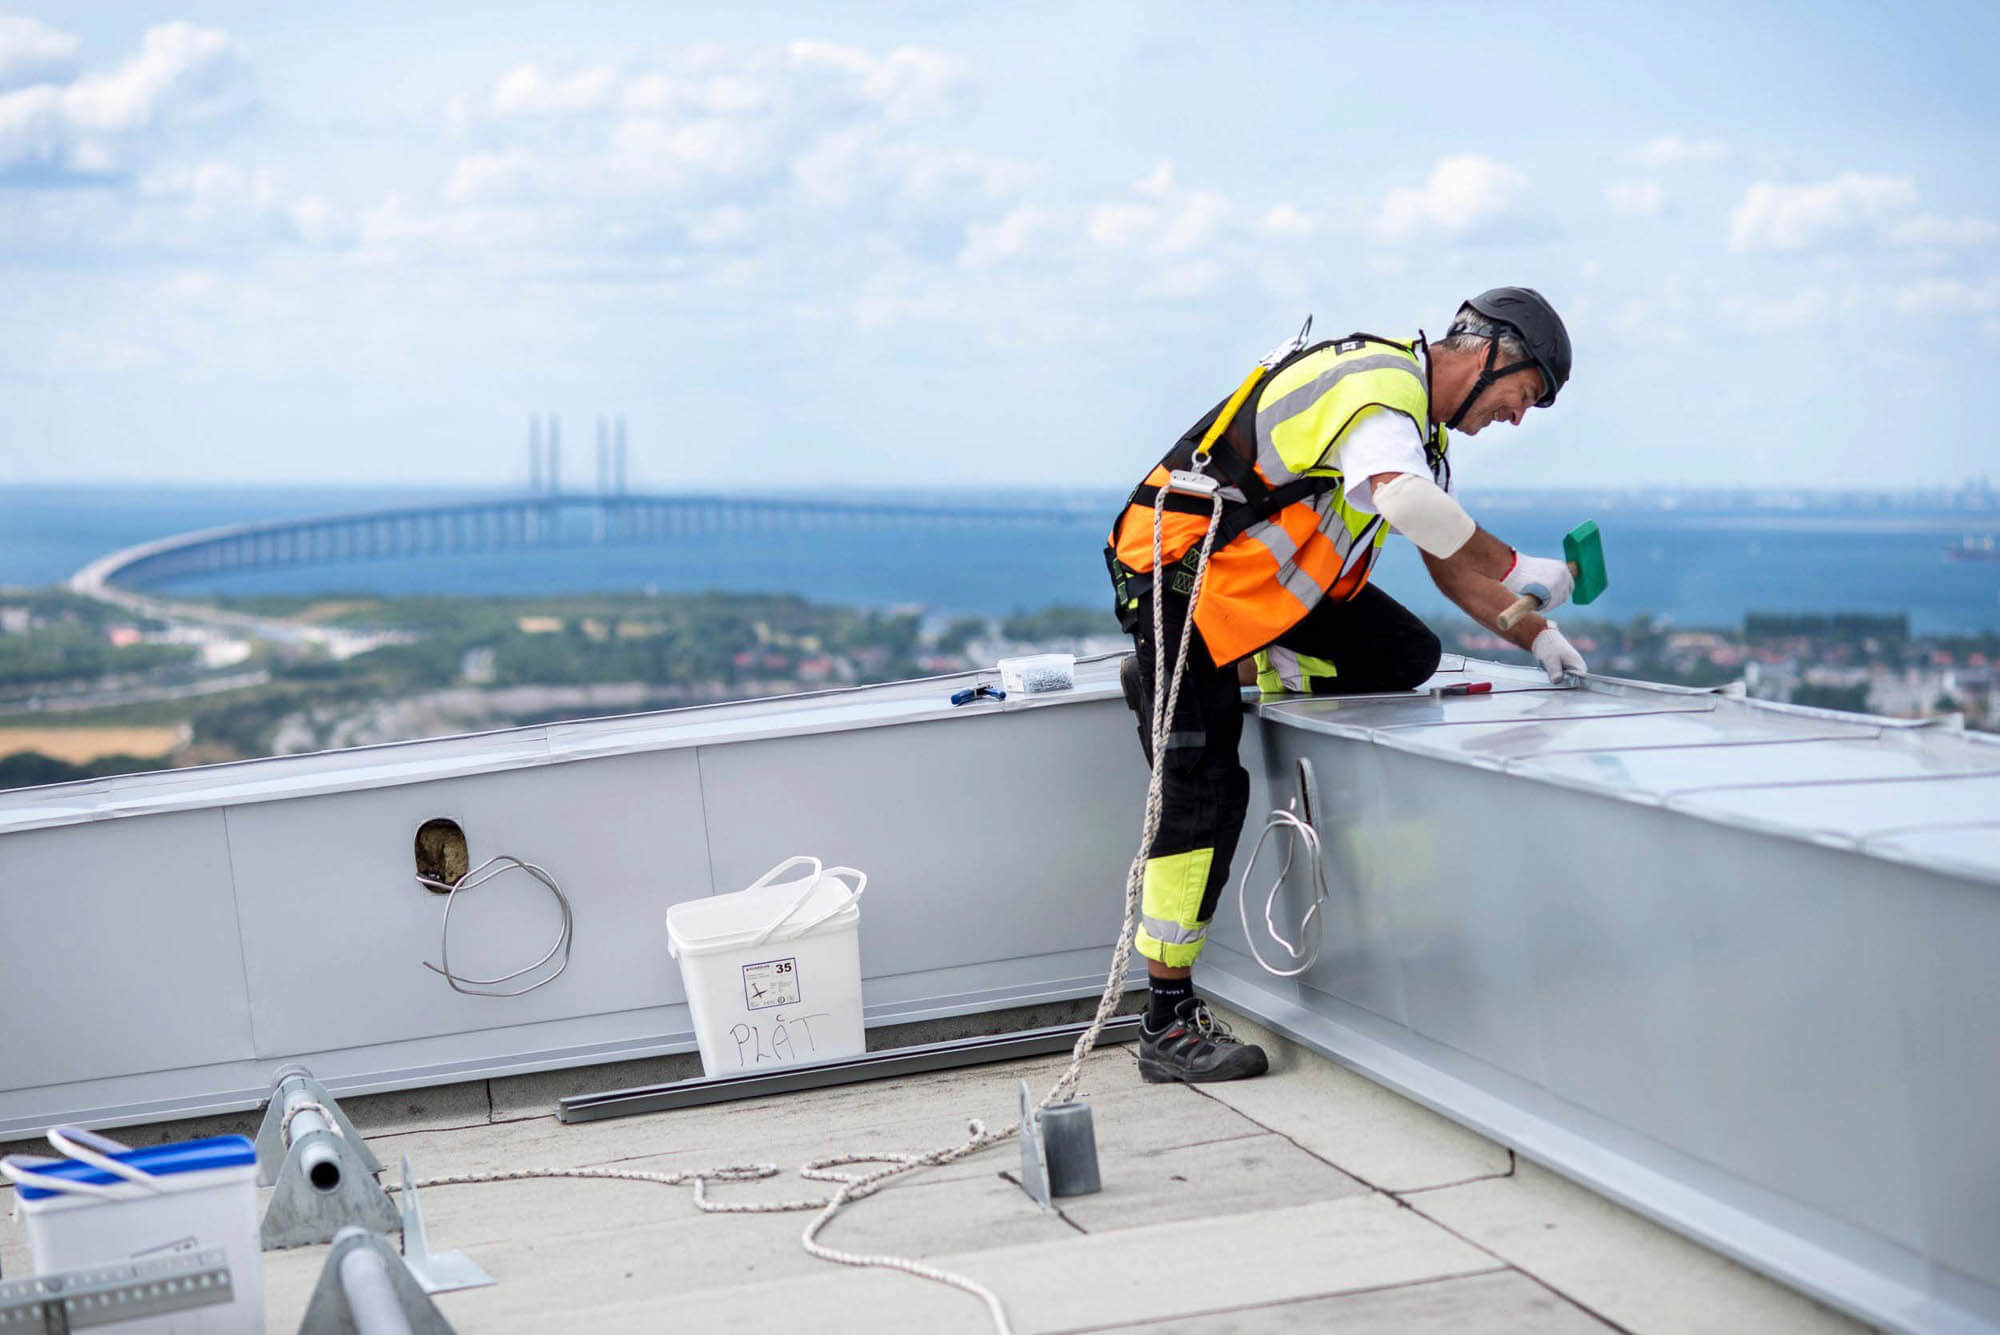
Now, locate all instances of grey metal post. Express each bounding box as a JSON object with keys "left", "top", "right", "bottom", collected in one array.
[
  {"left": 339, "top": 1245, "right": 415, "bottom": 1335},
  {"left": 299, "top": 1229, "right": 456, "bottom": 1335}
]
